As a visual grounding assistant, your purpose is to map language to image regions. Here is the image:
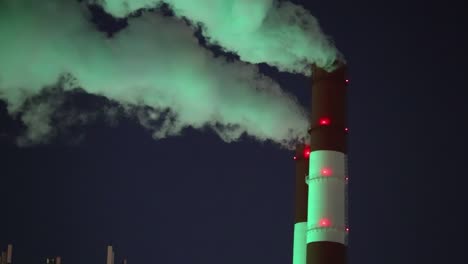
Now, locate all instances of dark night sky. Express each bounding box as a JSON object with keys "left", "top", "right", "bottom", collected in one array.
[{"left": 1, "top": 0, "right": 467, "bottom": 263}]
